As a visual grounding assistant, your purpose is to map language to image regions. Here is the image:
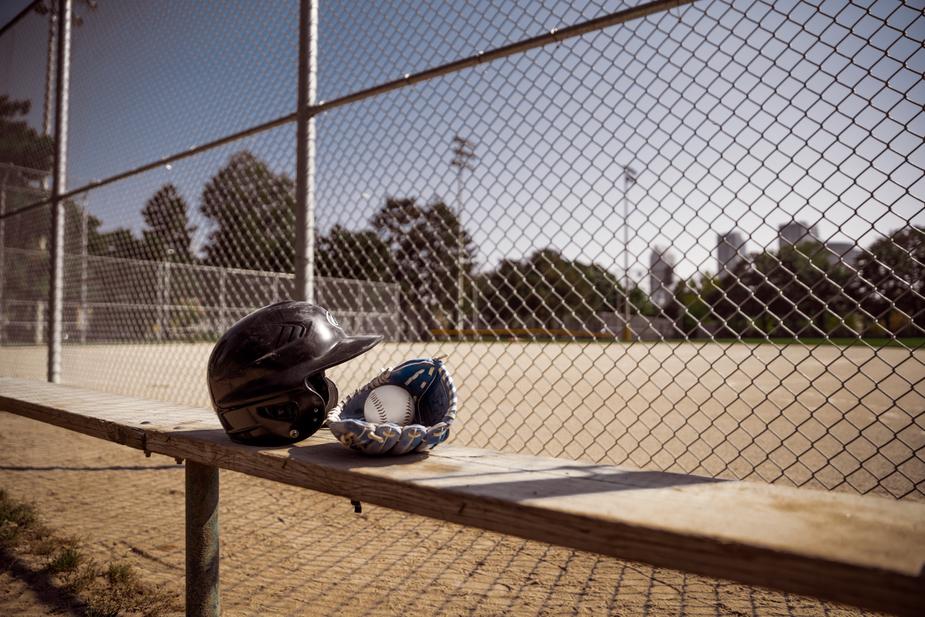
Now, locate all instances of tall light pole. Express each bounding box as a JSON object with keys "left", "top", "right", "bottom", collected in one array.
[
  {"left": 621, "top": 165, "right": 637, "bottom": 343},
  {"left": 450, "top": 135, "right": 476, "bottom": 334},
  {"left": 42, "top": 4, "right": 56, "bottom": 142},
  {"left": 39, "top": 1, "right": 95, "bottom": 192}
]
